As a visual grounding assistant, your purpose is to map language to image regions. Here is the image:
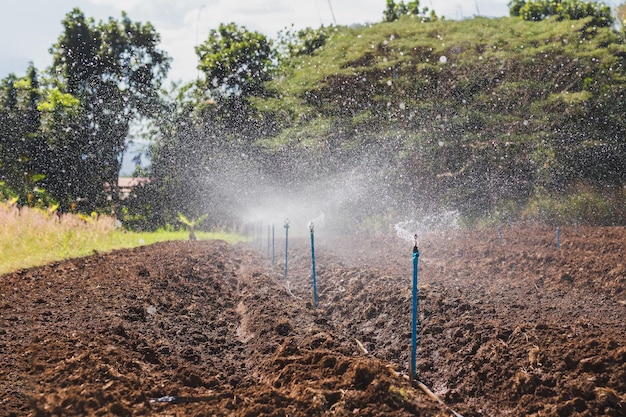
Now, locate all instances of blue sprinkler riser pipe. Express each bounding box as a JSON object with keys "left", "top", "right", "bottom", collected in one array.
[
  {"left": 310, "top": 223, "right": 318, "bottom": 308},
  {"left": 411, "top": 241, "right": 420, "bottom": 381},
  {"left": 267, "top": 225, "right": 271, "bottom": 259}
]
